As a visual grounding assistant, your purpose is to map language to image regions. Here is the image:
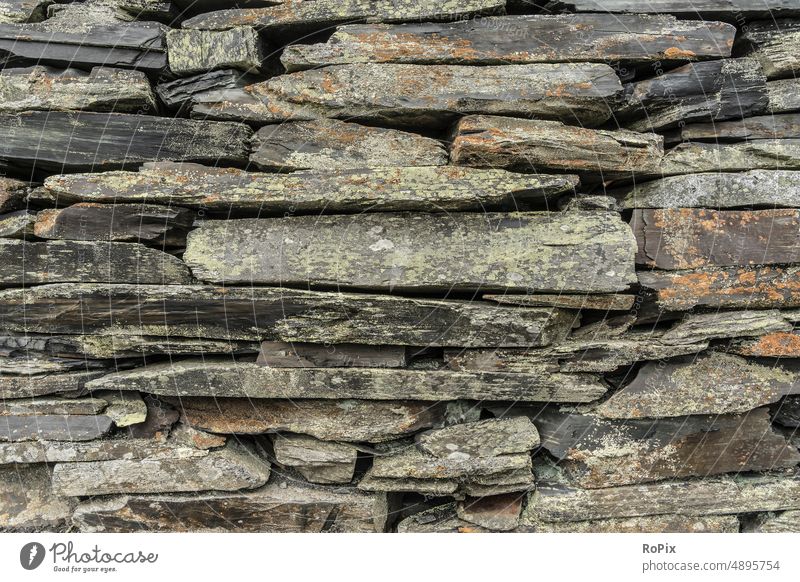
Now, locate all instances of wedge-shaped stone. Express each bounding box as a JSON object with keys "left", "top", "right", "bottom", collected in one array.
[
  {"left": 0, "top": 210, "right": 34, "bottom": 238},
  {"left": 741, "top": 19, "right": 800, "bottom": 80},
  {"left": 0, "top": 370, "right": 101, "bottom": 399},
  {"left": 444, "top": 332, "right": 709, "bottom": 374},
  {"left": 183, "top": 0, "right": 505, "bottom": 33},
  {"left": 0, "top": 283, "right": 571, "bottom": 346},
  {"left": 667, "top": 113, "right": 800, "bottom": 142},
  {"left": 457, "top": 494, "right": 524, "bottom": 532},
  {"left": 282, "top": 14, "right": 735, "bottom": 71},
  {"left": 0, "top": 240, "right": 191, "bottom": 285},
  {"left": 34, "top": 203, "right": 193, "bottom": 245},
  {"left": 659, "top": 139, "right": 800, "bottom": 175},
  {"left": 257, "top": 342, "right": 408, "bottom": 368},
  {"left": 398, "top": 502, "right": 740, "bottom": 533},
  {"left": 87, "top": 360, "right": 607, "bottom": 403},
  {"left": 0, "top": 333, "right": 257, "bottom": 359},
  {"left": 250, "top": 119, "right": 447, "bottom": 172},
  {"left": 273, "top": 434, "right": 357, "bottom": 484},
  {"left": 596, "top": 352, "right": 800, "bottom": 419},
  {"left": 167, "top": 27, "right": 263, "bottom": 75},
  {"left": 0, "top": 66, "right": 155, "bottom": 113},
  {"left": 0, "top": 1, "right": 49, "bottom": 23},
  {"left": 769, "top": 79, "right": 800, "bottom": 113},
  {"left": 451, "top": 115, "right": 663, "bottom": 178},
  {"left": 72, "top": 479, "right": 385, "bottom": 532},
  {"left": 416, "top": 418, "right": 539, "bottom": 460},
  {"left": 156, "top": 68, "right": 258, "bottom": 110},
  {"left": 535, "top": 407, "right": 800, "bottom": 488},
  {"left": 0, "top": 464, "right": 74, "bottom": 531},
  {"left": 619, "top": 170, "right": 800, "bottom": 209},
  {"left": 185, "top": 212, "right": 637, "bottom": 293},
  {"left": 40, "top": 164, "right": 572, "bottom": 215},
  {"left": 0, "top": 21, "right": 167, "bottom": 72},
  {"left": 482, "top": 293, "right": 635, "bottom": 311},
  {"left": 0, "top": 112, "right": 251, "bottom": 173},
  {"left": 527, "top": 468, "right": 800, "bottom": 522},
  {"left": 174, "top": 397, "right": 447, "bottom": 443},
  {"left": 199, "top": 63, "right": 622, "bottom": 127},
  {"left": 729, "top": 332, "right": 800, "bottom": 358},
  {"left": 639, "top": 266, "right": 800, "bottom": 310},
  {"left": 0, "top": 414, "right": 113, "bottom": 442},
  {"left": 553, "top": 1, "right": 800, "bottom": 17},
  {"left": 51, "top": 440, "right": 270, "bottom": 496},
  {"left": 617, "top": 58, "right": 767, "bottom": 132},
  {"left": 659, "top": 310, "right": 791, "bottom": 345},
  {"left": 632, "top": 208, "right": 800, "bottom": 269}
]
